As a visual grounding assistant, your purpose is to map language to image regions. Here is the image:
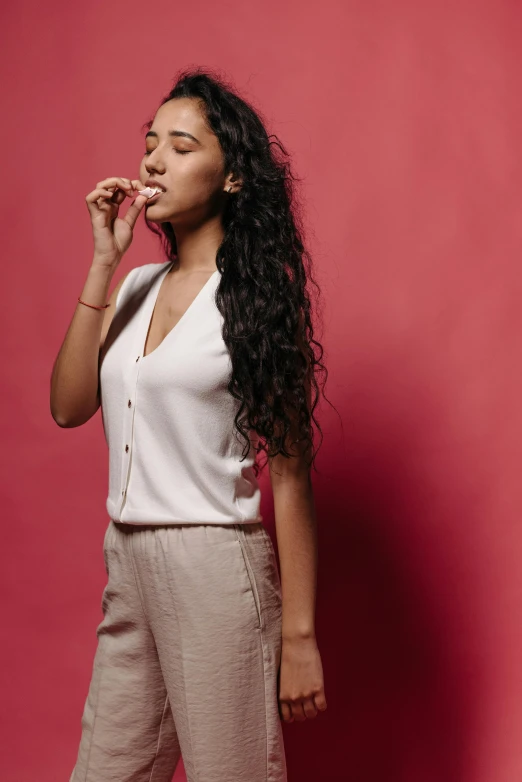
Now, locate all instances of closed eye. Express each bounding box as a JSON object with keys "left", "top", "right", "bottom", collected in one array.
[{"left": 143, "top": 150, "right": 190, "bottom": 156}]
